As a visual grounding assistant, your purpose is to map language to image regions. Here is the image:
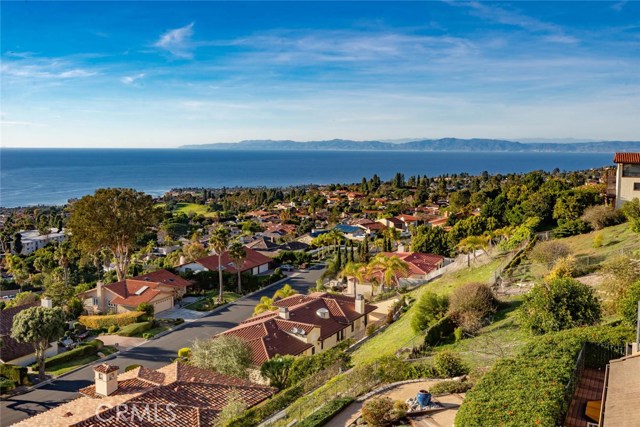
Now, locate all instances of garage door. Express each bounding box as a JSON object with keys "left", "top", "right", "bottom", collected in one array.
[
  {"left": 258, "top": 264, "right": 269, "bottom": 273},
  {"left": 153, "top": 297, "right": 174, "bottom": 314}
]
